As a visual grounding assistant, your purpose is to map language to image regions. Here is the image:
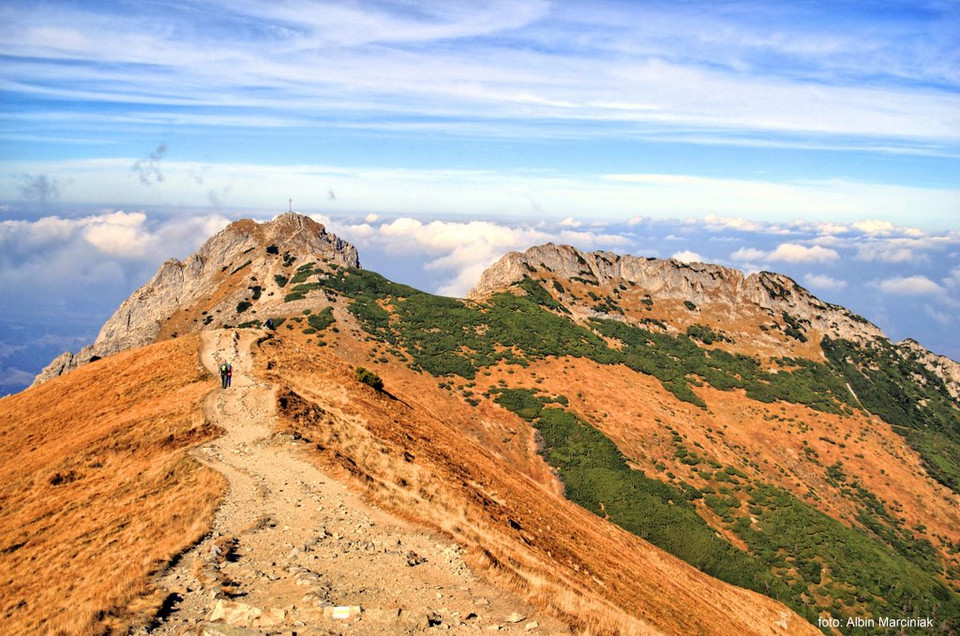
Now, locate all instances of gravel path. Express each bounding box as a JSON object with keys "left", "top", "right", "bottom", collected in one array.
[{"left": 139, "top": 330, "right": 567, "bottom": 635}]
